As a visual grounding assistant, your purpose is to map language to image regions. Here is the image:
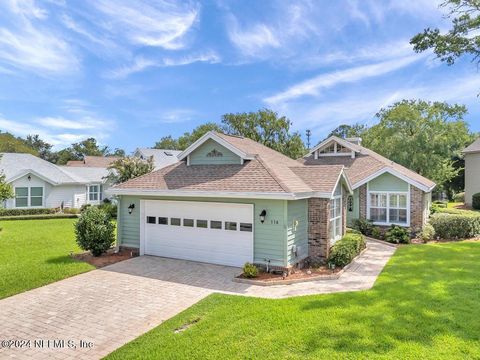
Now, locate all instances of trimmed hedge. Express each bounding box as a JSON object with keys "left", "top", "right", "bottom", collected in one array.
[
  {"left": 430, "top": 213, "right": 480, "bottom": 239},
  {"left": 327, "top": 232, "right": 366, "bottom": 267},
  {"left": 0, "top": 214, "right": 78, "bottom": 221},
  {"left": 453, "top": 192, "right": 465, "bottom": 203},
  {"left": 0, "top": 208, "right": 56, "bottom": 216},
  {"left": 473, "top": 193, "right": 480, "bottom": 210}
]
